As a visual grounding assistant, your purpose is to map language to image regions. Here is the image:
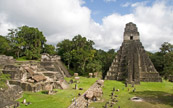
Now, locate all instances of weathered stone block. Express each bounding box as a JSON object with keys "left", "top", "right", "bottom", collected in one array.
[{"left": 0, "top": 85, "right": 22, "bottom": 108}]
